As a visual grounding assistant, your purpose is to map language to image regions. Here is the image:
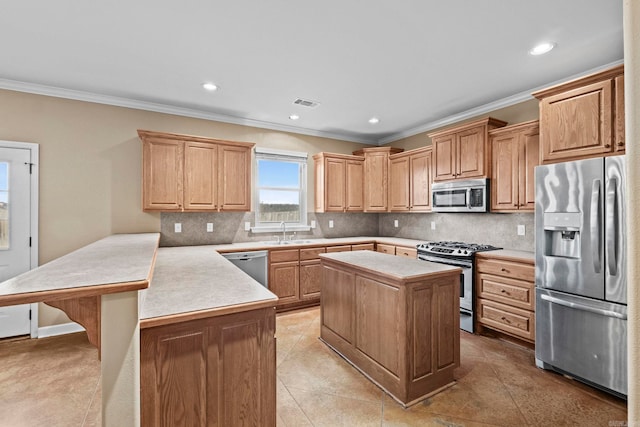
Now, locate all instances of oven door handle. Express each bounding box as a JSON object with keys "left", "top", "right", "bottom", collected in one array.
[{"left": 417, "top": 255, "right": 471, "bottom": 268}]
